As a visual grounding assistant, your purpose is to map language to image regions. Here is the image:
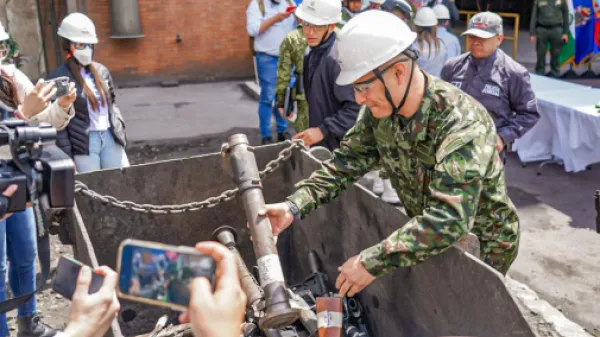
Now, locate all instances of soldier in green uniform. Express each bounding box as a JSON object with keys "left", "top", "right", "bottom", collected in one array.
[
  {"left": 530, "top": 0, "right": 569, "bottom": 77},
  {"left": 258, "top": 10, "right": 520, "bottom": 297},
  {"left": 276, "top": 21, "right": 310, "bottom": 132}
]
